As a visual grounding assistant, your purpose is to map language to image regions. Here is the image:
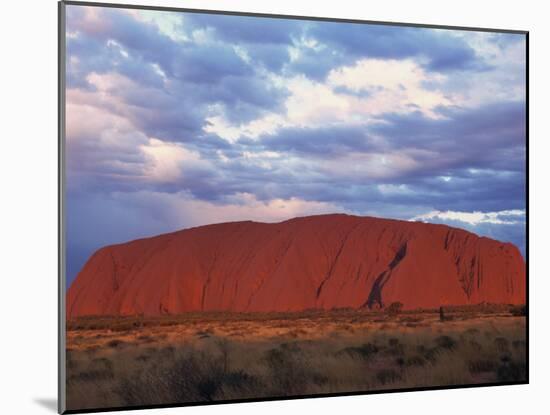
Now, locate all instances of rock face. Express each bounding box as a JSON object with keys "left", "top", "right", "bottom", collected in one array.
[{"left": 67, "top": 214, "right": 526, "bottom": 318}]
